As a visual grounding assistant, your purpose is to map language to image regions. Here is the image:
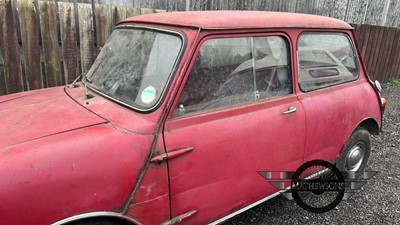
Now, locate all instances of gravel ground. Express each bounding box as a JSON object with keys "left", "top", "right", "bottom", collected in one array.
[{"left": 226, "top": 83, "right": 400, "bottom": 225}]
